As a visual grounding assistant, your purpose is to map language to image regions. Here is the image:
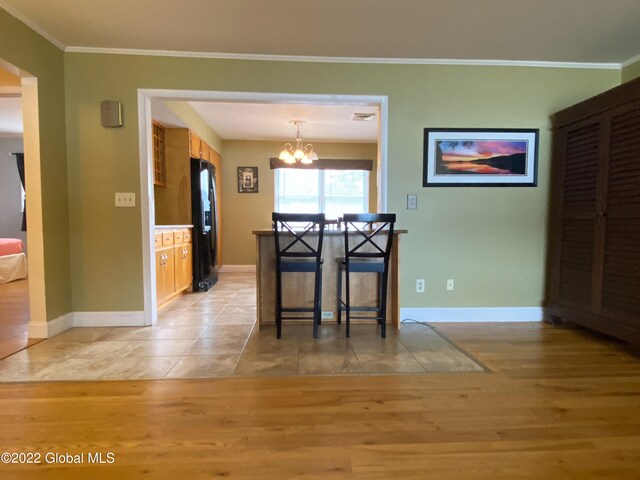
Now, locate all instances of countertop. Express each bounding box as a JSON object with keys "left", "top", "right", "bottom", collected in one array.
[
  {"left": 155, "top": 225, "right": 194, "bottom": 229},
  {"left": 252, "top": 229, "right": 407, "bottom": 236}
]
